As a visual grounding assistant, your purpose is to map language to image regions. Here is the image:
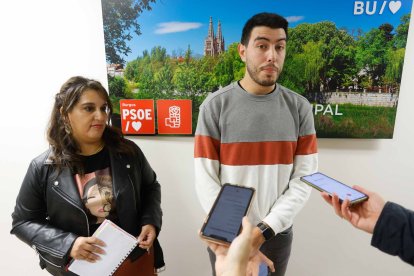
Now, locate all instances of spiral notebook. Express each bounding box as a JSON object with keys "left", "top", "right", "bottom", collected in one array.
[{"left": 68, "top": 219, "right": 138, "bottom": 276}]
